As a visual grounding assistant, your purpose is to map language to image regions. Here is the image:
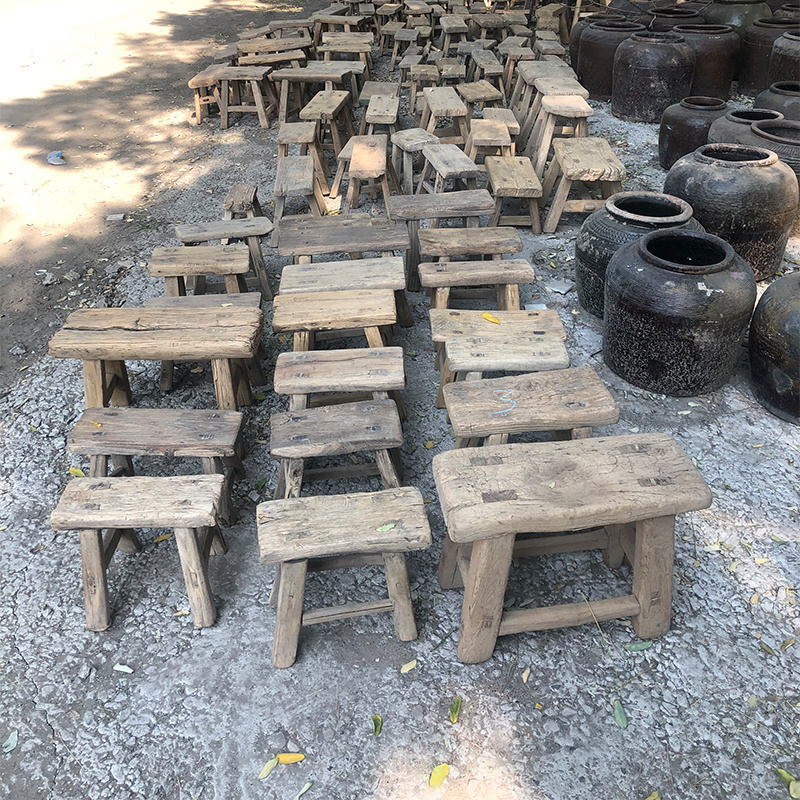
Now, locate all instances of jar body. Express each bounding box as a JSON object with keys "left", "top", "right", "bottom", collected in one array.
[
  {"left": 754, "top": 80, "right": 800, "bottom": 119},
  {"left": 569, "top": 12, "right": 624, "bottom": 66},
  {"left": 578, "top": 21, "right": 646, "bottom": 101},
  {"left": 768, "top": 30, "right": 800, "bottom": 82},
  {"left": 672, "top": 24, "right": 741, "bottom": 99},
  {"left": 749, "top": 272, "right": 800, "bottom": 423},
  {"left": 575, "top": 192, "right": 704, "bottom": 317},
  {"left": 704, "top": 0, "right": 773, "bottom": 38},
  {"left": 738, "top": 18, "right": 796, "bottom": 95},
  {"left": 664, "top": 143, "right": 799, "bottom": 279},
  {"left": 659, "top": 97, "right": 729, "bottom": 168},
  {"left": 707, "top": 107, "right": 784, "bottom": 142},
  {"left": 612, "top": 33, "right": 696, "bottom": 122},
  {"left": 603, "top": 231, "right": 757, "bottom": 396}
]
